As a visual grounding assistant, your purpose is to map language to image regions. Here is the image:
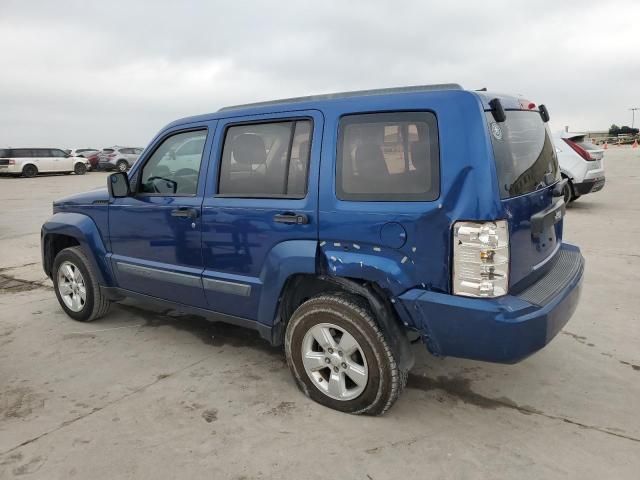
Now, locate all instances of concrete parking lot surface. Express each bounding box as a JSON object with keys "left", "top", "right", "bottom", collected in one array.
[{"left": 1, "top": 149, "right": 639, "bottom": 479}]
